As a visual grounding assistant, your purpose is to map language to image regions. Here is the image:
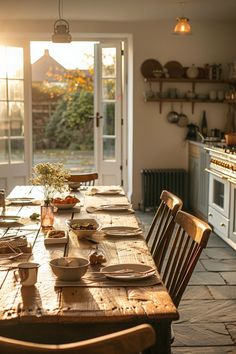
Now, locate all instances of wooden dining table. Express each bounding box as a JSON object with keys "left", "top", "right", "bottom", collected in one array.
[{"left": 0, "top": 185, "right": 179, "bottom": 354}]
